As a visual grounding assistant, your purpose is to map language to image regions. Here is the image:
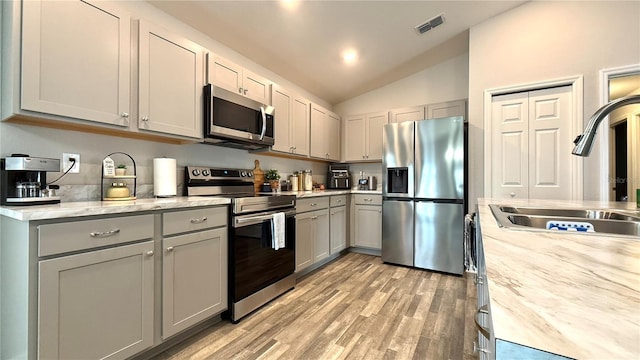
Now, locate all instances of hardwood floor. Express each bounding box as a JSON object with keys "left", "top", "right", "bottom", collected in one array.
[{"left": 152, "top": 253, "right": 479, "bottom": 360}]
